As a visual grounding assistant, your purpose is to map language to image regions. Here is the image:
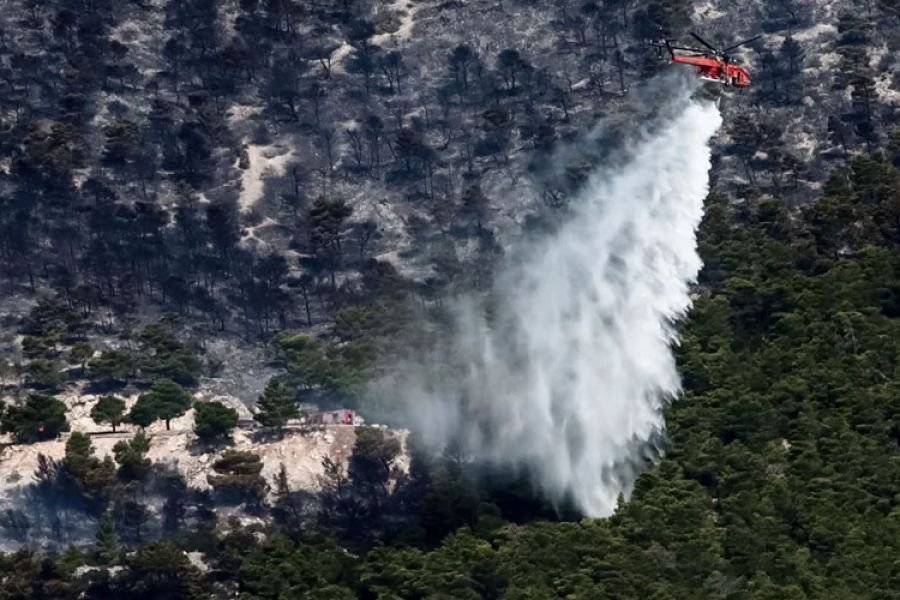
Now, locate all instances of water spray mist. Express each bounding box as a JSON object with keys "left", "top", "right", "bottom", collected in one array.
[{"left": 381, "top": 82, "right": 722, "bottom": 517}]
